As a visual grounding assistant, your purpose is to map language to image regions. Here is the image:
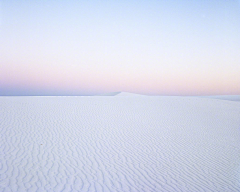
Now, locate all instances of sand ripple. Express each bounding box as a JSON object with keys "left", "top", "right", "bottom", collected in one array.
[{"left": 1, "top": 96, "right": 240, "bottom": 191}]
